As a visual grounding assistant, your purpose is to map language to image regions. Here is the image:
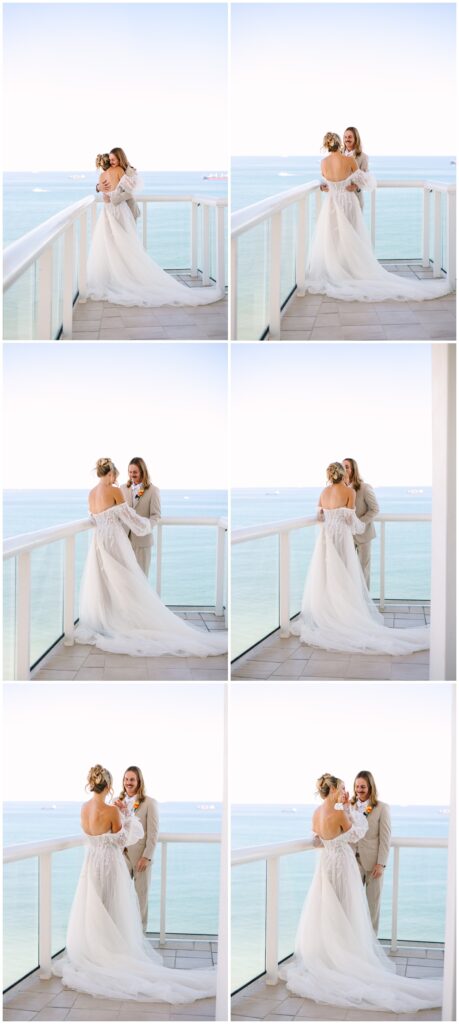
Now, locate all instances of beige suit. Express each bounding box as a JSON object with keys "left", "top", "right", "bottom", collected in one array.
[
  {"left": 123, "top": 796, "right": 159, "bottom": 932},
  {"left": 353, "top": 801, "right": 391, "bottom": 933},
  {"left": 353, "top": 481, "right": 379, "bottom": 588},
  {"left": 344, "top": 150, "right": 369, "bottom": 209},
  {"left": 121, "top": 483, "right": 161, "bottom": 577}
]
